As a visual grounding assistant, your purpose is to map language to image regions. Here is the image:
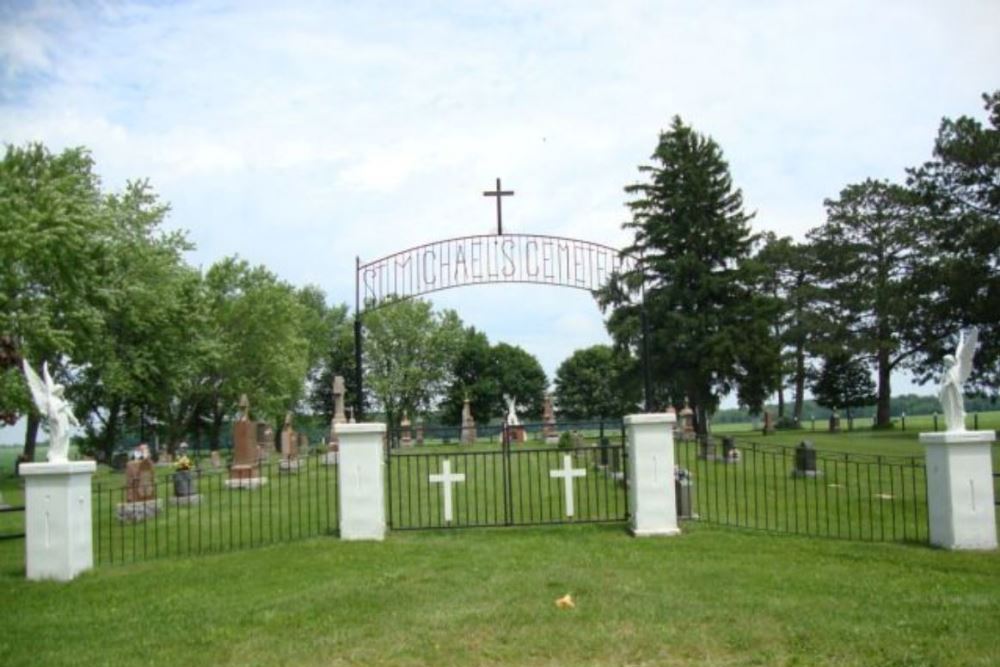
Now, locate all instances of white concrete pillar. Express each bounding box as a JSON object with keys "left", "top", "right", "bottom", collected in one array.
[
  {"left": 625, "top": 412, "right": 680, "bottom": 537},
  {"left": 20, "top": 461, "right": 97, "bottom": 581},
  {"left": 335, "top": 422, "right": 387, "bottom": 540},
  {"left": 919, "top": 430, "right": 997, "bottom": 550}
]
